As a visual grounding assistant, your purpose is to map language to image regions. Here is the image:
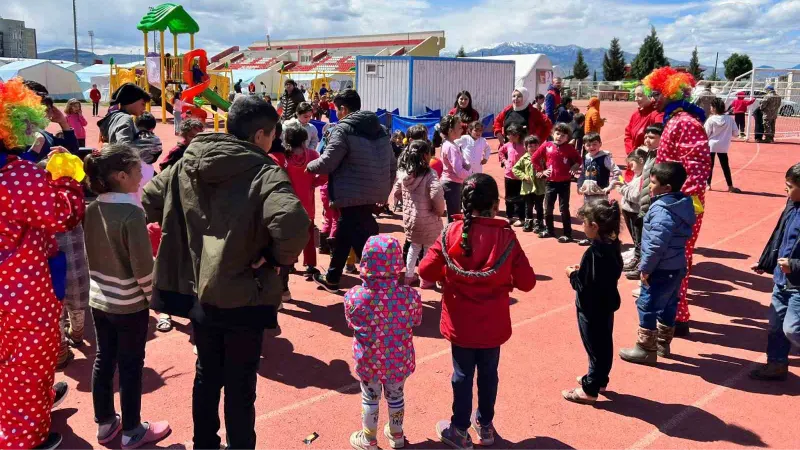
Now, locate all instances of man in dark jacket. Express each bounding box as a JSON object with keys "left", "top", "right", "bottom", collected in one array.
[
  {"left": 142, "top": 96, "right": 309, "bottom": 450},
  {"left": 544, "top": 78, "right": 563, "bottom": 123},
  {"left": 308, "top": 89, "right": 397, "bottom": 291},
  {"left": 279, "top": 78, "right": 306, "bottom": 121},
  {"left": 234, "top": 79, "right": 243, "bottom": 93},
  {"left": 750, "top": 163, "right": 800, "bottom": 381}
]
